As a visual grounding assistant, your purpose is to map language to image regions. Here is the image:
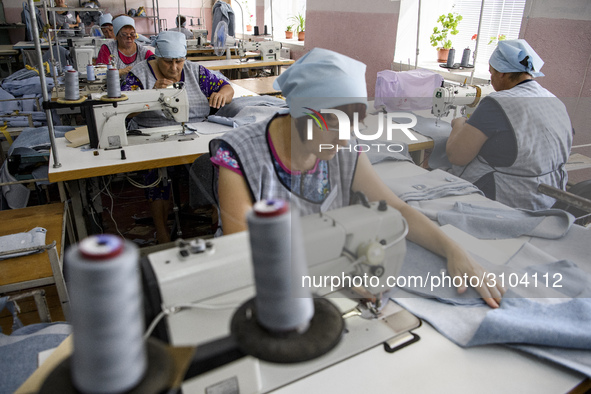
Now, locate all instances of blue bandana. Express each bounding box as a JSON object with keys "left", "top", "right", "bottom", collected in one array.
[
  {"left": 154, "top": 31, "right": 187, "bottom": 59},
  {"left": 489, "top": 39, "right": 544, "bottom": 77},
  {"left": 273, "top": 48, "right": 368, "bottom": 118},
  {"left": 112, "top": 16, "right": 135, "bottom": 37}
]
